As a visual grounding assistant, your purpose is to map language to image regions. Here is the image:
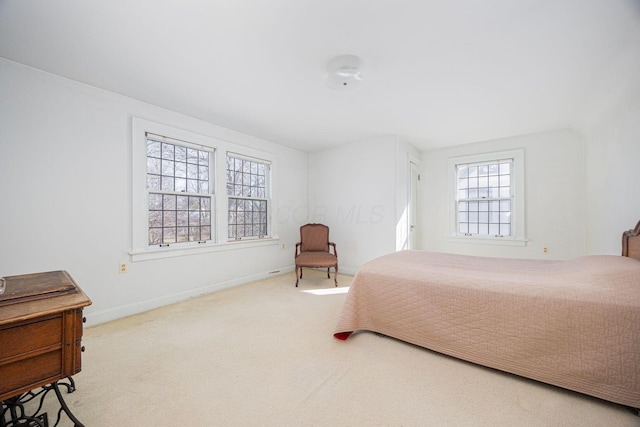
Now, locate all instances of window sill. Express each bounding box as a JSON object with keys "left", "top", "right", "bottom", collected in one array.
[
  {"left": 448, "top": 236, "right": 528, "bottom": 247},
  {"left": 130, "top": 237, "right": 280, "bottom": 262}
]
